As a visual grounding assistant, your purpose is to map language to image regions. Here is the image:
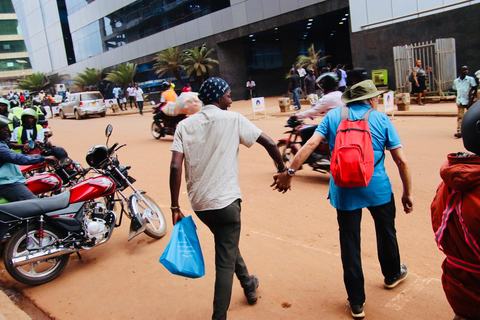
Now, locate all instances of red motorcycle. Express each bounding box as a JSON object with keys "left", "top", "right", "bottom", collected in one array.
[
  {"left": 0, "top": 171, "right": 63, "bottom": 205},
  {"left": 0, "top": 124, "right": 167, "bottom": 285},
  {"left": 277, "top": 116, "right": 331, "bottom": 174}
]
